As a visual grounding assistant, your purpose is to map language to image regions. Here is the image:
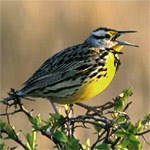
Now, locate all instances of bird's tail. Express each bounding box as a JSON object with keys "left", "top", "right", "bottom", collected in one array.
[
  {"left": 1, "top": 88, "right": 35, "bottom": 104},
  {"left": 1, "top": 88, "right": 22, "bottom": 104}
]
